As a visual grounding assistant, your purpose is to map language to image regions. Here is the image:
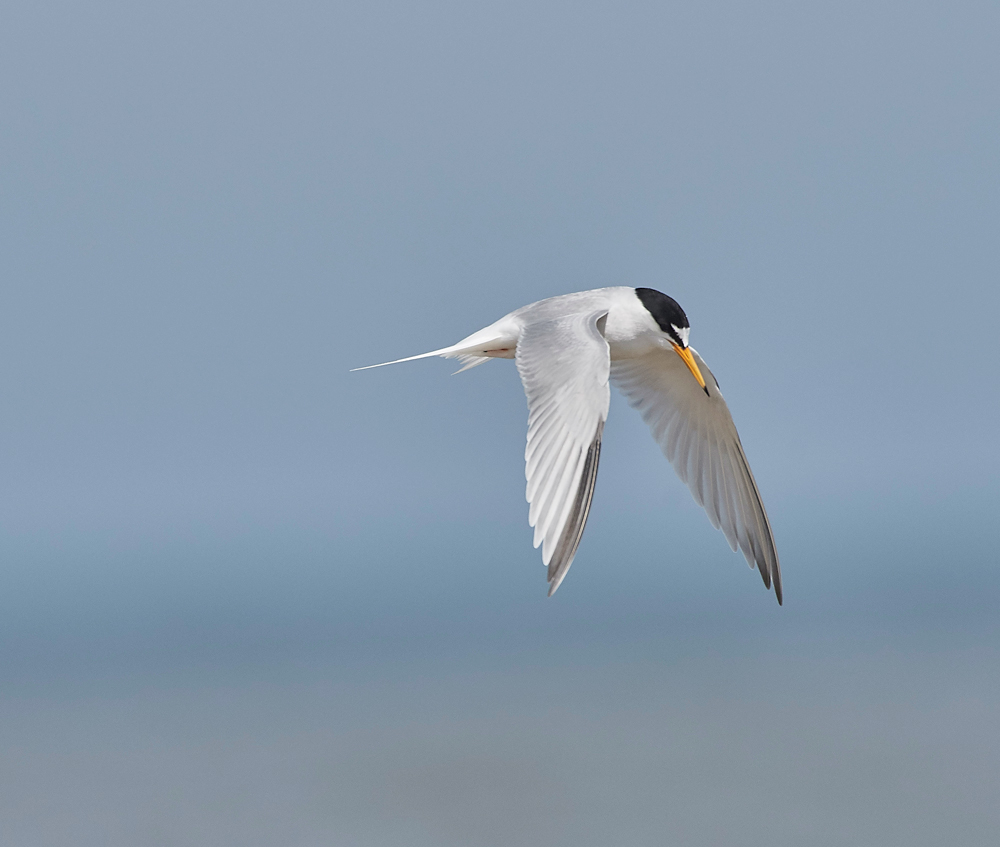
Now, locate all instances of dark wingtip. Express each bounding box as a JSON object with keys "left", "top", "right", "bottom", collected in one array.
[
  {"left": 543, "top": 422, "right": 604, "bottom": 599},
  {"left": 756, "top": 554, "right": 782, "bottom": 605}
]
